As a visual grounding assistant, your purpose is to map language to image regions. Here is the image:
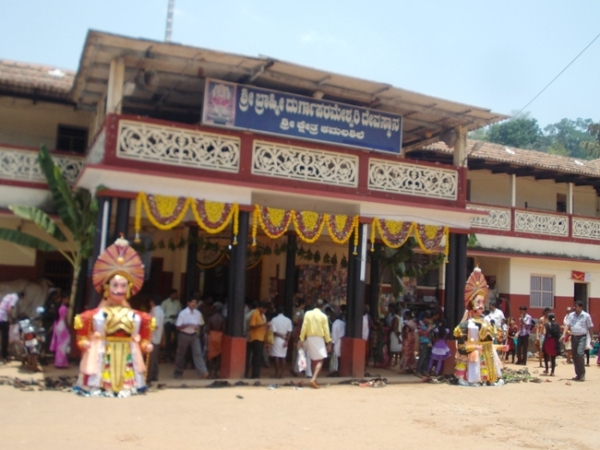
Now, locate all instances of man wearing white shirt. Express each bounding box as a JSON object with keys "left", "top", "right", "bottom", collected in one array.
[
  {"left": 173, "top": 298, "right": 208, "bottom": 379},
  {"left": 567, "top": 300, "right": 594, "bottom": 382},
  {"left": 147, "top": 297, "right": 164, "bottom": 382},
  {"left": 269, "top": 305, "right": 292, "bottom": 378},
  {"left": 485, "top": 301, "right": 505, "bottom": 328},
  {"left": 330, "top": 312, "right": 346, "bottom": 374}
]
